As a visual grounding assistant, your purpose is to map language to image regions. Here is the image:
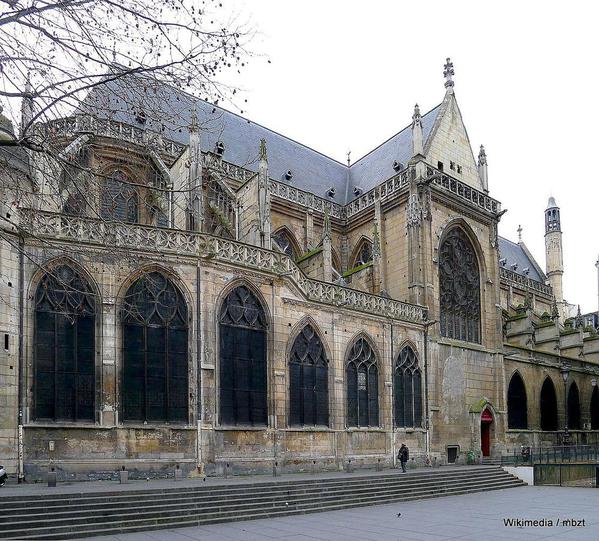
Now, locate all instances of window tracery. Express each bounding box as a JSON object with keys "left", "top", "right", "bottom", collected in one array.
[
  {"left": 346, "top": 337, "right": 378, "bottom": 427},
  {"left": 121, "top": 272, "right": 188, "bottom": 423},
  {"left": 439, "top": 227, "right": 481, "bottom": 343},
  {"left": 34, "top": 264, "right": 96, "bottom": 422},
  {"left": 219, "top": 285, "right": 267, "bottom": 425},
  {"left": 352, "top": 239, "right": 373, "bottom": 268},
  {"left": 100, "top": 170, "right": 139, "bottom": 224},
  {"left": 205, "top": 176, "right": 235, "bottom": 238},
  {"left": 289, "top": 324, "right": 329, "bottom": 426},
  {"left": 272, "top": 229, "right": 299, "bottom": 259},
  {"left": 394, "top": 346, "right": 422, "bottom": 428}
]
